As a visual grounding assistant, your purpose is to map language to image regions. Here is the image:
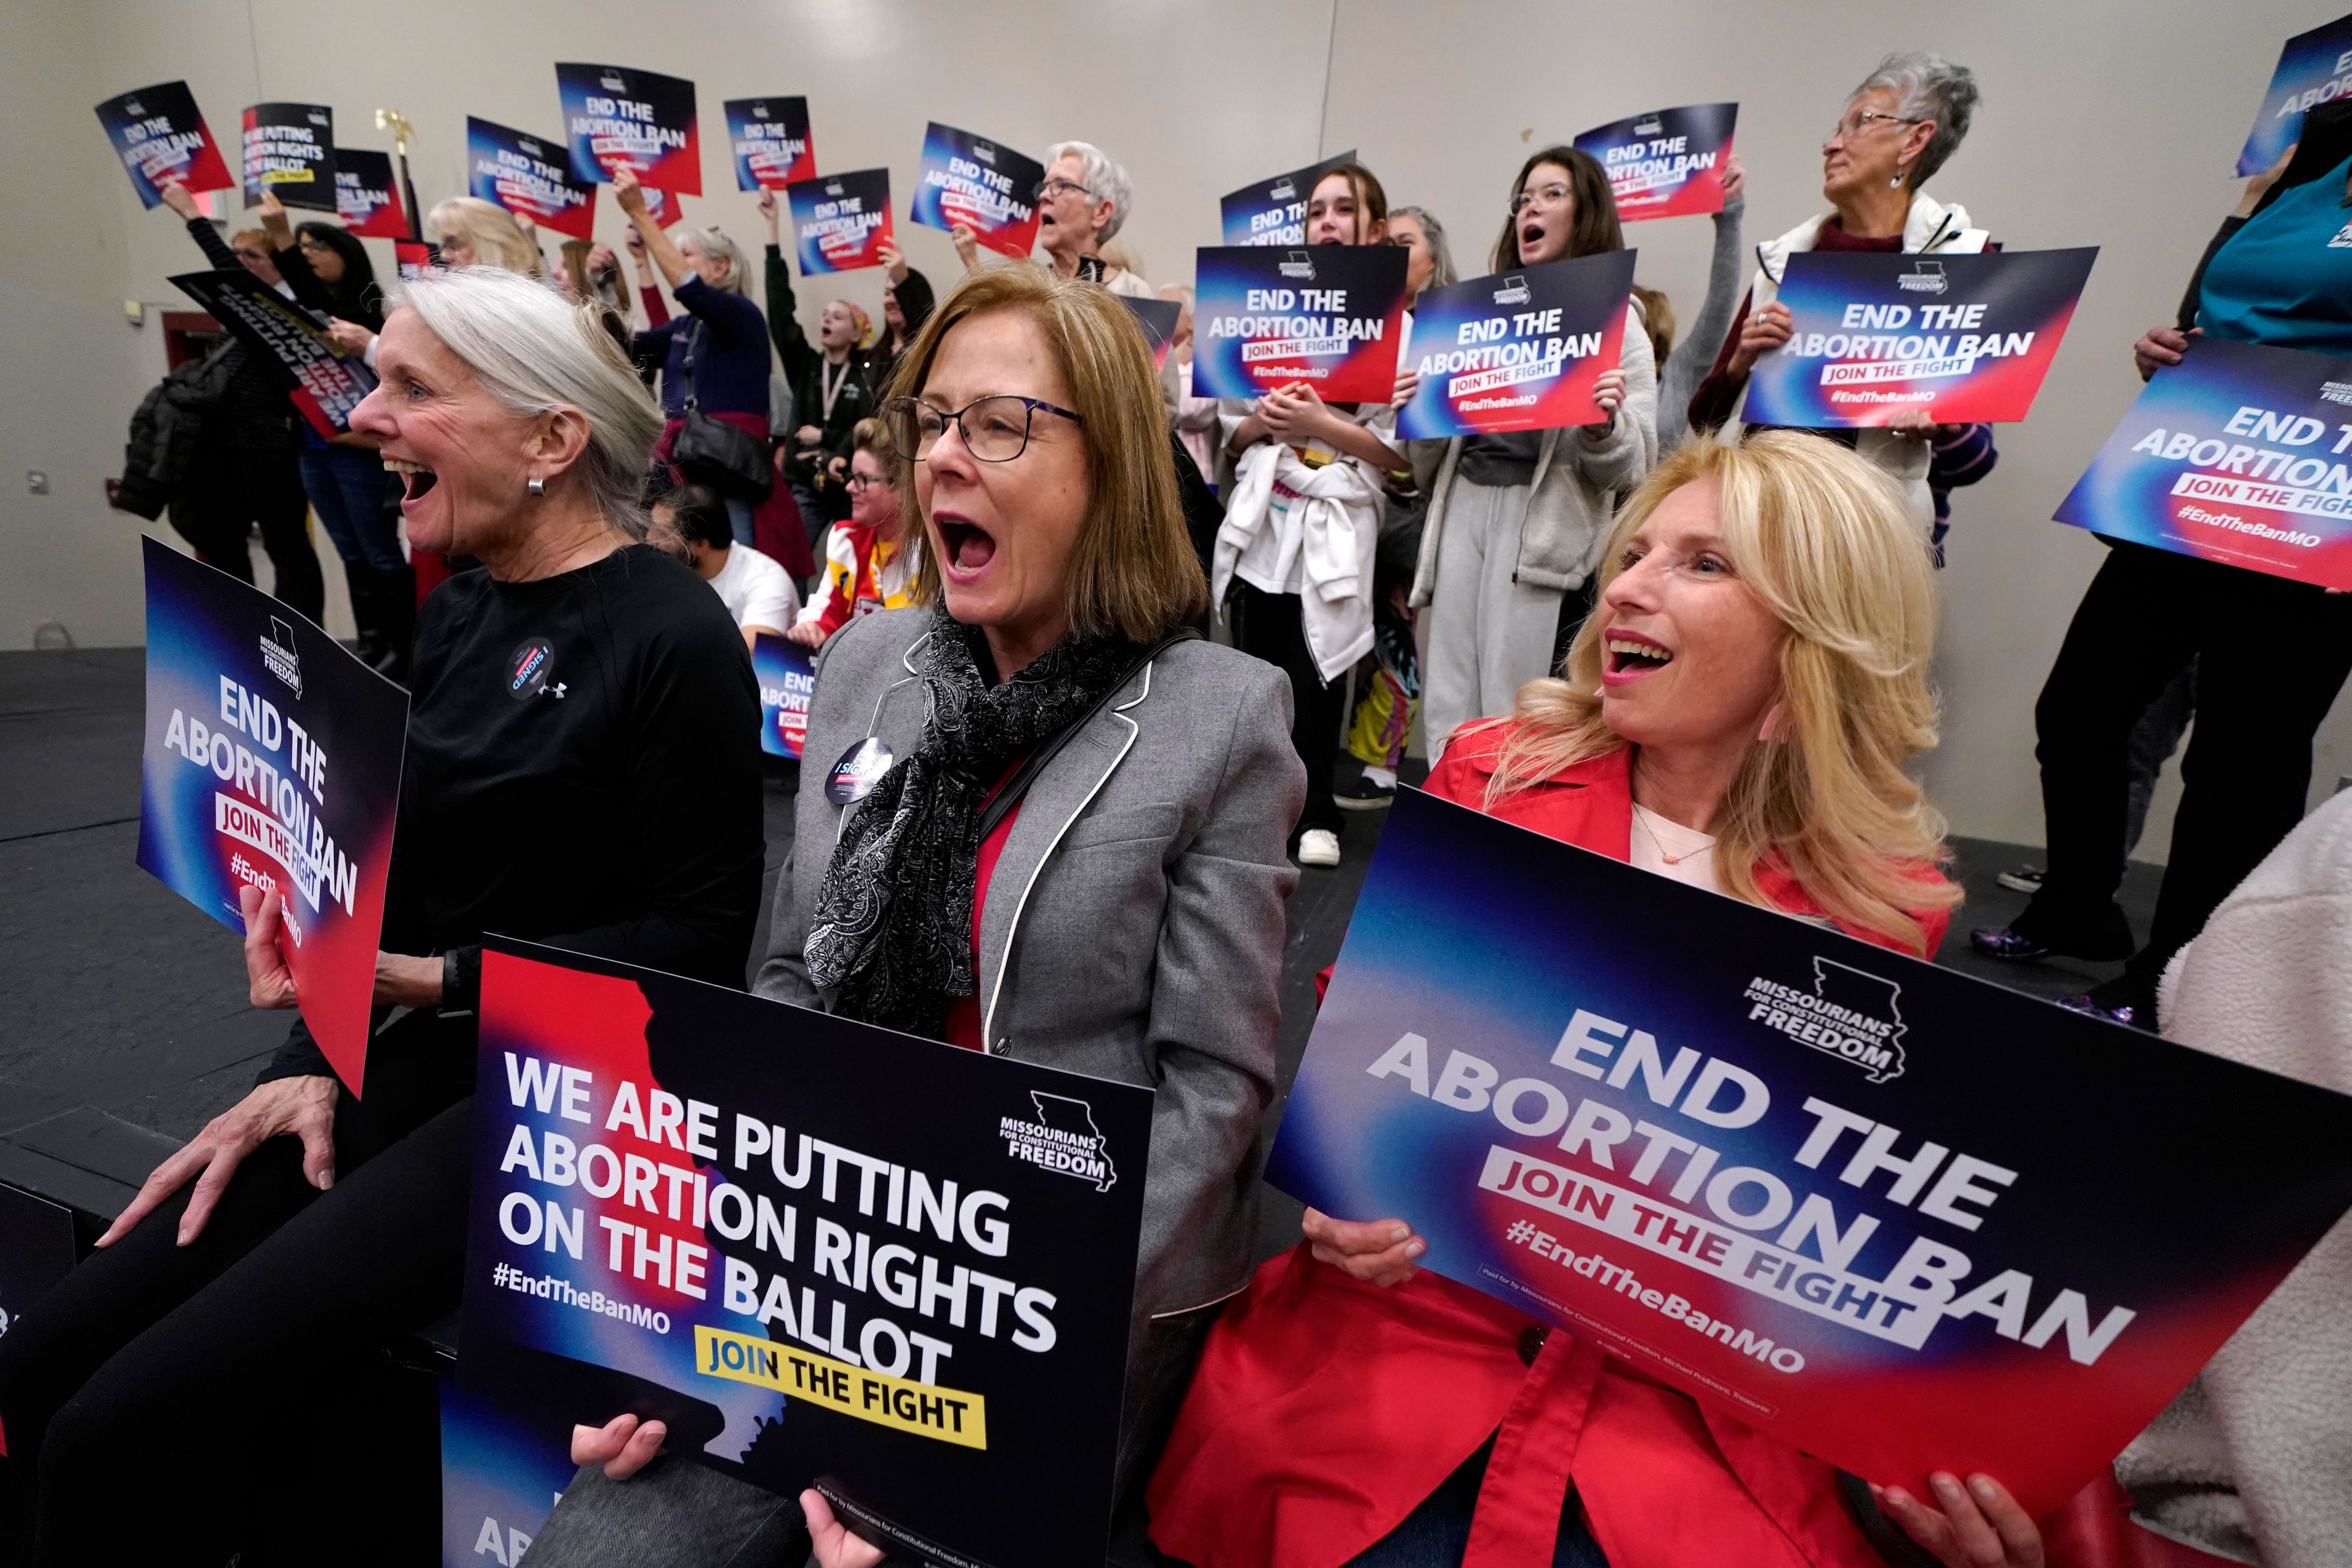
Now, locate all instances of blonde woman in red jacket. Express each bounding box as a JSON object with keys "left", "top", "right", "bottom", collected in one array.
[{"left": 1150, "top": 431, "right": 2044, "bottom": 1568}]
